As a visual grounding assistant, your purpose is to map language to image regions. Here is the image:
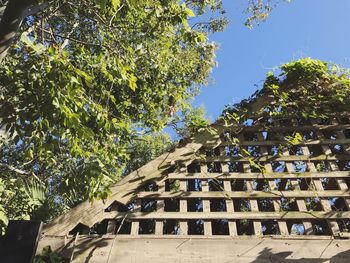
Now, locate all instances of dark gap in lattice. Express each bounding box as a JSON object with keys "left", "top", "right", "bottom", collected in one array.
[
  {"left": 225, "top": 145, "right": 240, "bottom": 157},
  {"left": 211, "top": 219, "right": 229, "bottom": 235},
  {"left": 312, "top": 220, "right": 331, "bottom": 235},
  {"left": 344, "top": 129, "right": 350, "bottom": 139},
  {"left": 188, "top": 198, "right": 203, "bottom": 212},
  {"left": 208, "top": 178, "right": 224, "bottom": 191},
  {"left": 243, "top": 119, "right": 255, "bottom": 127},
  {"left": 220, "top": 131, "right": 236, "bottom": 143},
  {"left": 141, "top": 199, "right": 157, "bottom": 212},
  {"left": 298, "top": 178, "right": 312, "bottom": 190},
  {"left": 207, "top": 162, "right": 222, "bottom": 173},
  {"left": 269, "top": 145, "right": 281, "bottom": 156},
  {"left": 90, "top": 219, "right": 109, "bottom": 235},
  {"left": 253, "top": 179, "right": 270, "bottom": 191},
  {"left": 337, "top": 220, "right": 350, "bottom": 233},
  {"left": 305, "top": 198, "right": 323, "bottom": 211},
  {"left": 250, "top": 162, "right": 264, "bottom": 173},
  {"left": 289, "top": 145, "right": 303, "bottom": 156},
  {"left": 321, "top": 178, "right": 339, "bottom": 190},
  {"left": 323, "top": 130, "right": 337, "bottom": 140},
  {"left": 258, "top": 198, "right": 274, "bottom": 212},
  {"left": 115, "top": 220, "right": 132, "bottom": 234},
  {"left": 280, "top": 179, "right": 294, "bottom": 191},
  {"left": 345, "top": 177, "right": 350, "bottom": 189},
  {"left": 233, "top": 199, "right": 251, "bottom": 212},
  {"left": 69, "top": 223, "right": 90, "bottom": 235},
  {"left": 261, "top": 220, "right": 280, "bottom": 235},
  {"left": 210, "top": 199, "right": 227, "bottom": 212},
  {"left": 329, "top": 198, "right": 348, "bottom": 211},
  {"left": 337, "top": 116, "right": 350, "bottom": 124},
  {"left": 236, "top": 219, "right": 254, "bottom": 235},
  {"left": 315, "top": 118, "right": 331, "bottom": 125},
  {"left": 228, "top": 162, "right": 244, "bottom": 172},
  {"left": 163, "top": 219, "right": 180, "bottom": 235},
  {"left": 287, "top": 220, "right": 305, "bottom": 235},
  {"left": 164, "top": 198, "right": 179, "bottom": 212},
  {"left": 187, "top": 162, "right": 201, "bottom": 173},
  {"left": 105, "top": 201, "right": 135, "bottom": 212},
  {"left": 293, "top": 161, "right": 307, "bottom": 173},
  {"left": 336, "top": 160, "right": 350, "bottom": 171},
  {"left": 246, "top": 146, "right": 261, "bottom": 157},
  {"left": 188, "top": 219, "right": 204, "bottom": 235},
  {"left": 313, "top": 161, "right": 331, "bottom": 172},
  {"left": 205, "top": 147, "right": 221, "bottom": 157},
  {"left": 187, "top": 179, "right": 202, "bottom": 191},
  {"left": 308, "top": 145, "right": 323, "bottom": 157},
  {"left": 302, "top": 130, "right": 317, "bottom": 141},
  {"left": 139, "top": 181, "right": 158, "bottom": 192},
  {"left": 279, "top": 119, "right": 294, "bottom": 126},
  {"left": 271, "top": 161, "right": 287, "bottom": 173},
  {"left": 280, "top": 198, "right": 298, "bottom": 211},
  {"left": 139, "top": 219, "right": 155, "bottom": 234},
  {"left": 266, "top": 131, "right": 279, "bottom": 141},
  {"left": 329, "top": 144, "right": 344, "bottom": 154},
  {"left": 231, "top": 179, "right": 247, "bottom": 191},
  {"left": 243, "top": 132, "right": 258, "bottom": 141},
  {"left": 165, "top": 179, "right": 179, "bottom": 191}
]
